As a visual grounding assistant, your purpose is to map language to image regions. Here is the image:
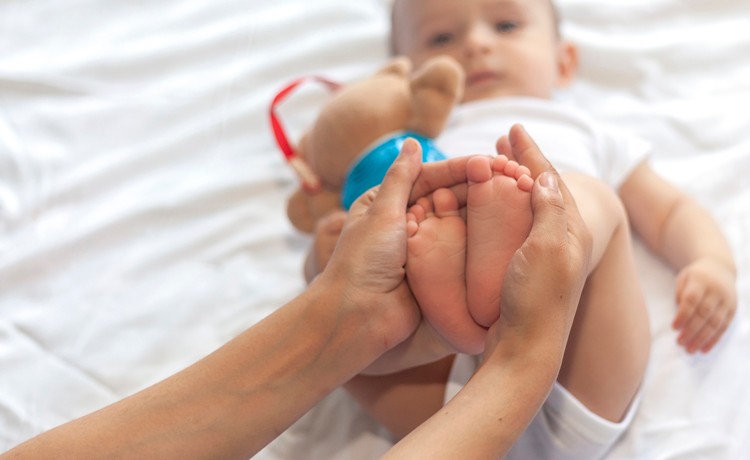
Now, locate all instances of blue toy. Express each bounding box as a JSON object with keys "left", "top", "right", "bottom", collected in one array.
[{"left": 341, "top": 132, "right": 447, "bottom": 210}]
